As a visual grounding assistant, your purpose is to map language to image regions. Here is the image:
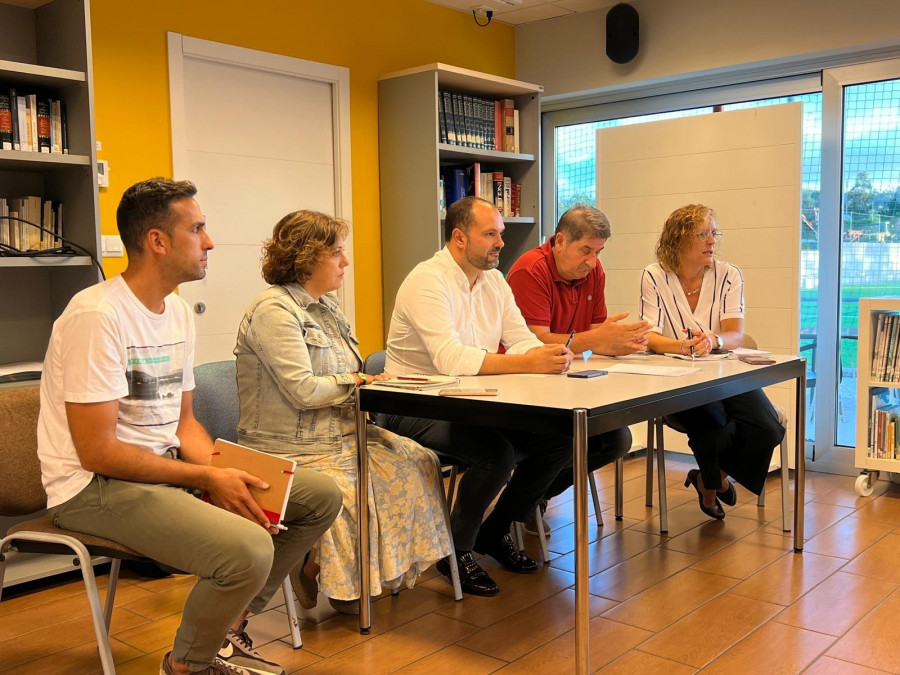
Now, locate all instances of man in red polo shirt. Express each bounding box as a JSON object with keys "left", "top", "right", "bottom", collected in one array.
[{"left": 507, "top": 204, "right": 650, "bottom": 532}]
